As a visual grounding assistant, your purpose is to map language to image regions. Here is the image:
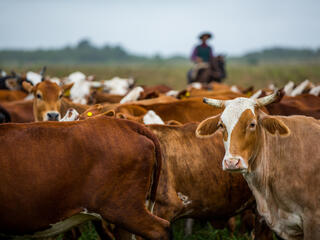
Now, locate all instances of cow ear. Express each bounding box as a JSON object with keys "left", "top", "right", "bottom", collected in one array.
[
  {"left": 62, "top": 83, "right": 74, "bottom": 92},
  {"left": 22, "top": 81, "right": 34, "bottom": 93},
  {"left": 260, "top": 116, "right": 290, "bottom": 136},
  {"left": 116, "top": 112, "right": 127, "bottom": 119},
  {"left": 166, "top": 120, "right": 183, "bottom": 126},
  {"left": 196, "top": 114, "right": 221, "bottom": 138},
  {"left": 104, "top": 110, "right": 115, "bottom": 117}
]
